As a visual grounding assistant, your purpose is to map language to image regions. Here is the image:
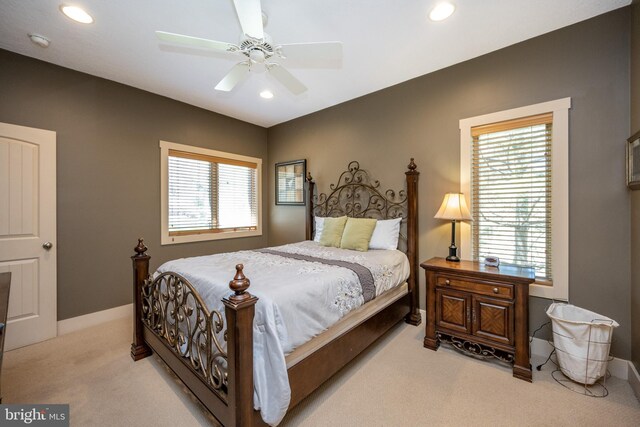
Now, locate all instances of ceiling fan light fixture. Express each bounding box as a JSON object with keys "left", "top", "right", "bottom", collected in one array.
[
  {"left": 429, "top": 2, "right": 455, "bottom": 22},
  {"left": 60, "top": 5, "right": 94, "bottom": 24},
  {"left": 260, "top": 90, "right": 274, "bottom": 99},
  {"left": 250, "top": 49, "right": 266, "bottom": 63}
]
